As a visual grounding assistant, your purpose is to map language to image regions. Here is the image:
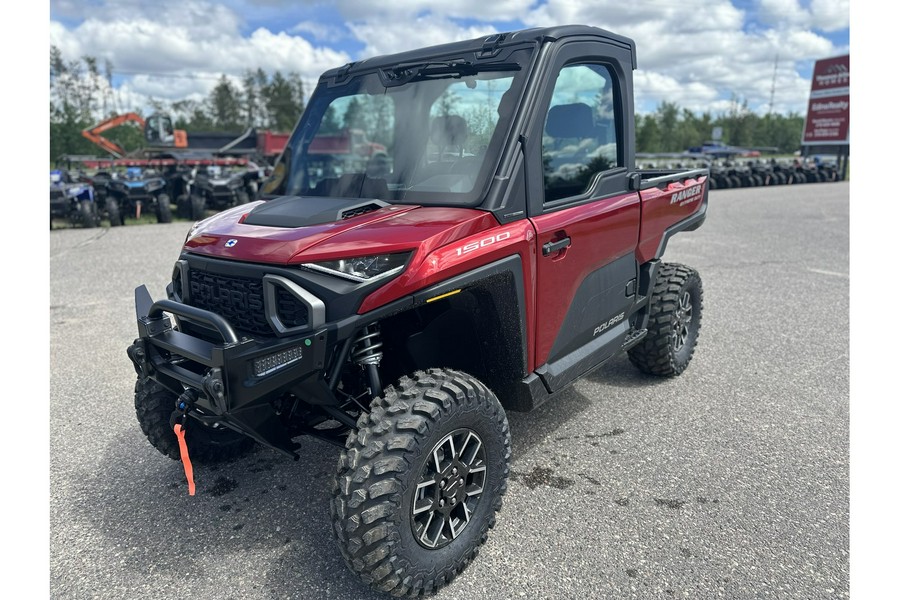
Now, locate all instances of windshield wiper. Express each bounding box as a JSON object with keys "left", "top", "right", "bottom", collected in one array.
[{"left": 383, "top": 61, "right": 520, "bottom": 86}]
